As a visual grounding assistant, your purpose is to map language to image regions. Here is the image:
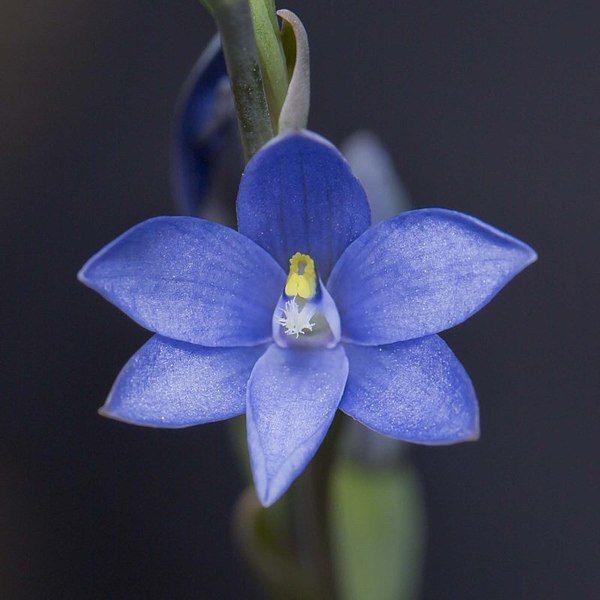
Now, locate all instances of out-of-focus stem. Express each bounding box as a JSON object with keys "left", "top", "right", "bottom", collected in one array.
[
  {"left": 233, "top": 488, "right": 316, "bottom": 599},
  {"left": 294, "top": 414, "right": 343, "bottom": 599}
]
